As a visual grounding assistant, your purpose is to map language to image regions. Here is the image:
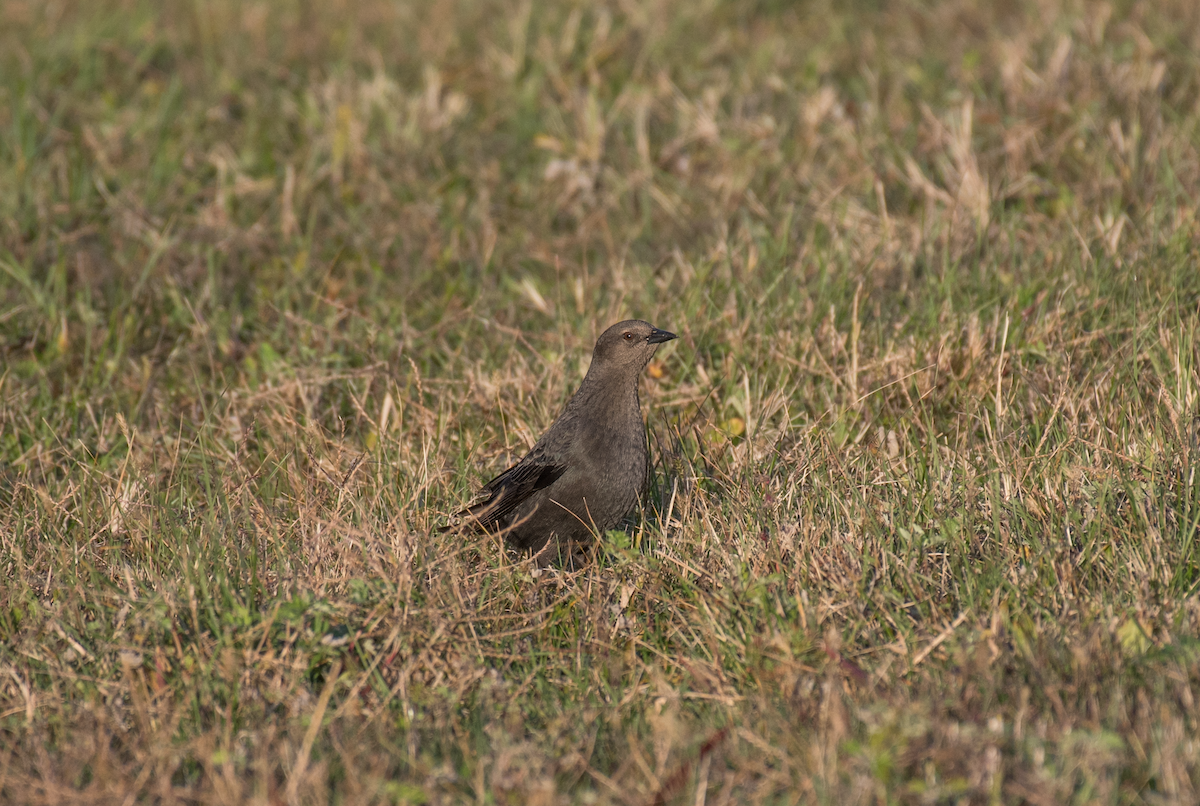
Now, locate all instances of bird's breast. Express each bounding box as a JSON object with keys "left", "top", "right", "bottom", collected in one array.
[{"left": 578, "top": 411, "right": 646, "bottom": 488}]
